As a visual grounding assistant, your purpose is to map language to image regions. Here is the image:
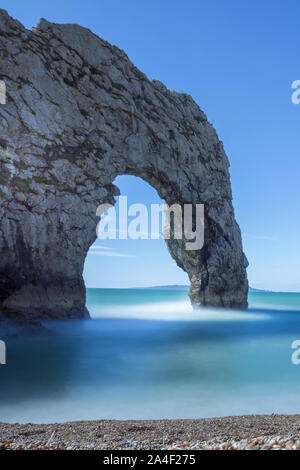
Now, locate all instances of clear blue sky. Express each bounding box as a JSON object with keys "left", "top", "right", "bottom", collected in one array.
[{"left": 4, "top": 0, "right": 300, "bottom": 291}]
